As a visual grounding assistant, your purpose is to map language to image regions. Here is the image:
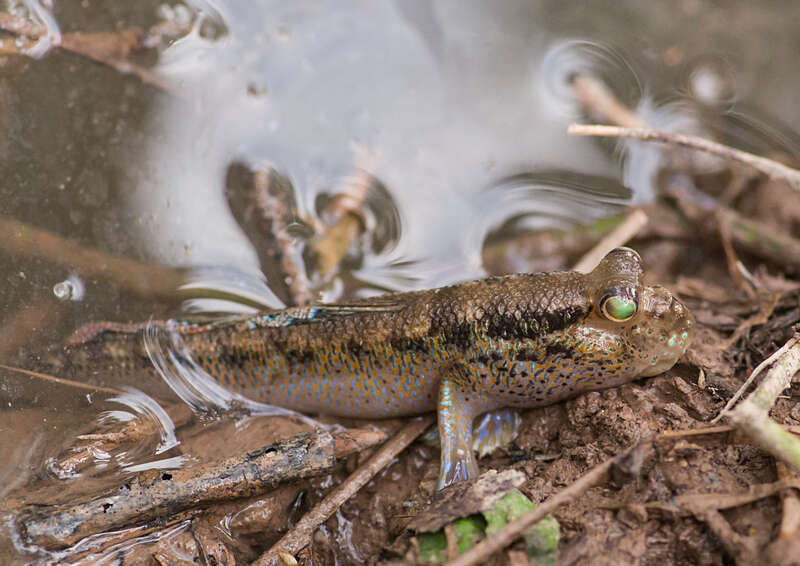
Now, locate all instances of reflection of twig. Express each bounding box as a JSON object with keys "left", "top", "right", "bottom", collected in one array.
[
  {"left": 0, "top": 11, "right": 186, "bottom": 93},
  {"left": 254, "top": 415, "right": 435, "bottom": 566},
  {"left": 0, "top": 216, "right": 185, "bottom": 299},
  {"left": 310, "top": 146, "right": 376, "bottom": 277},
  {"left": 571, "top": 208, "right": 648, "bottom": 272},
  {"left": 251, "top": 167, "right": 314, "bottom": 306},
  {"left": 568, "top": 124, "right": 800, "bottom": 190},
  {"left": 725, "top": 334, "right": 800, "bottom": 470},
  {"left": 15, "top": 429, "right": 385, "bottom": 549}
]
